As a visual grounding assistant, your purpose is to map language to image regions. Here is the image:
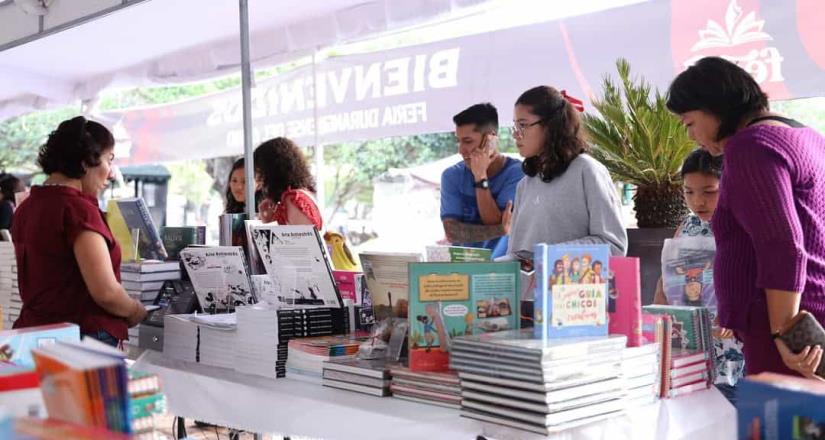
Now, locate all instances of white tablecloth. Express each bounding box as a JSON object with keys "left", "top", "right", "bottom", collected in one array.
[{"left": 133, "top": 350, "right": 737, "bottom": 440}]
